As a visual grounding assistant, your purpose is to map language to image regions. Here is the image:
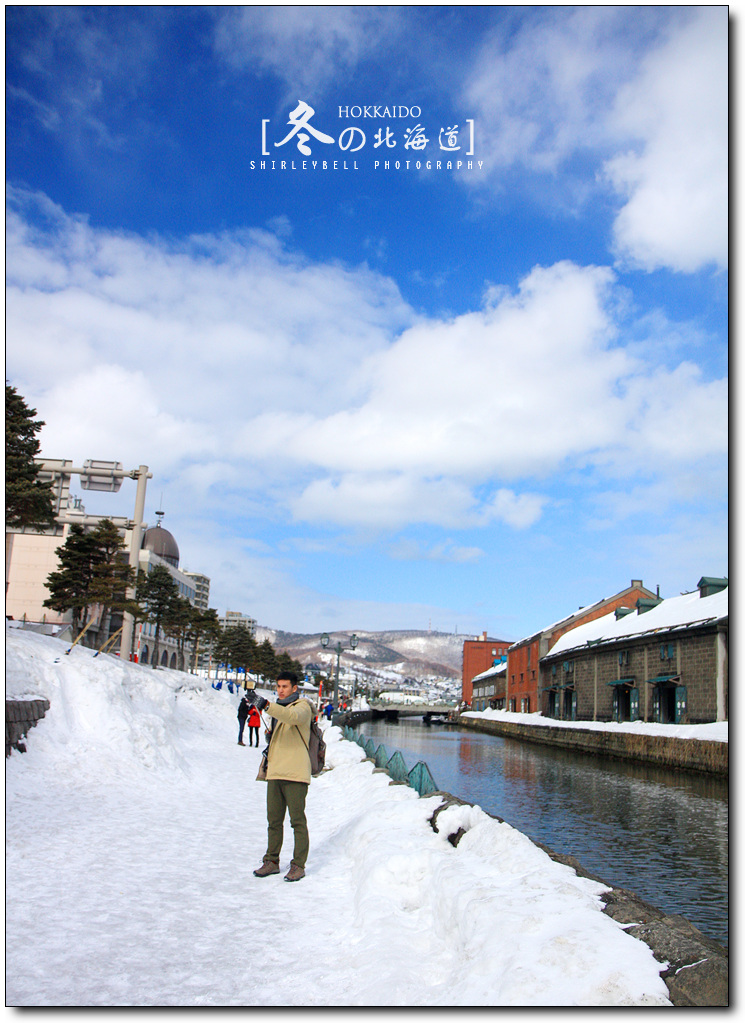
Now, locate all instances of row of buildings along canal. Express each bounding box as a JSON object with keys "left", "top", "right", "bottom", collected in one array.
[
  {"left": 461, "top": 576, "right": 728, "bottom": 727},
  {"left": 354, "top": 574, "right": 728, "bottom": 950}
]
